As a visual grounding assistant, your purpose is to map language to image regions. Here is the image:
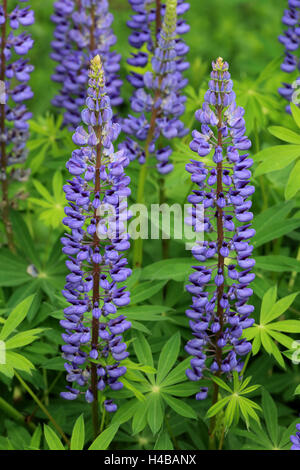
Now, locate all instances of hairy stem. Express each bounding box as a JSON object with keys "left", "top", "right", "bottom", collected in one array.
[
  {"left": 0, "top": 0, "right": 15, "bottom": 252},
  {"left": 133, "top": 86, "right": 161, "bottom": 267},
  {"left": 209, "top": 104, "right": 224, "bottom": 448},
  {"left": 91, "top": 123, "right": 102, "bottom": 439},
  {"left": 155, "top": 0, "right": 162, "bottom": 45},
  {"left": 90, "top": 3, "right": 96, "bottom": 51}
]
